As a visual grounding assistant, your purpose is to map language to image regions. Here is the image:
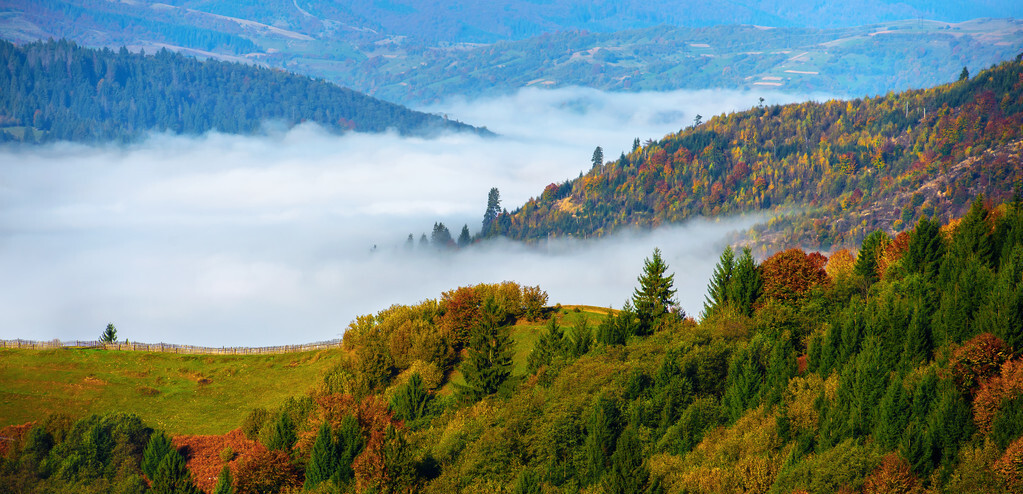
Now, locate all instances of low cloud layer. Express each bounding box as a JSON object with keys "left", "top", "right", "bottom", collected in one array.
[{"left": 0, "top": 87, "right": 822, "bottom": 346}]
